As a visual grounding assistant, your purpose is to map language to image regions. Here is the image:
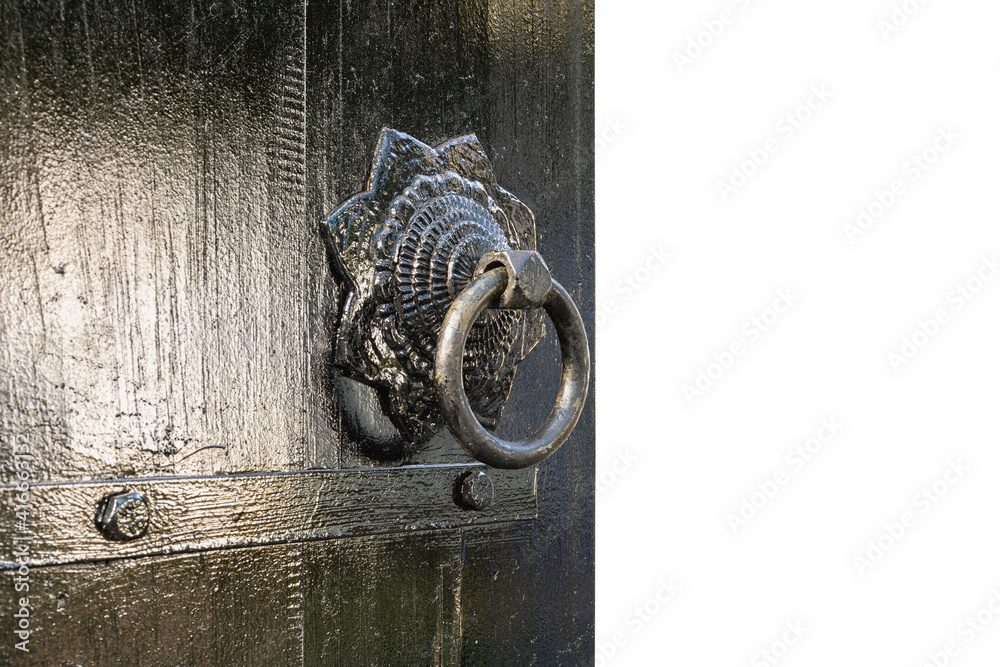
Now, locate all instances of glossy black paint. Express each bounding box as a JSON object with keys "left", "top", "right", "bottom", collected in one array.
[{"left": 1, "top": 0, "right": 593, "bottom": 663}]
